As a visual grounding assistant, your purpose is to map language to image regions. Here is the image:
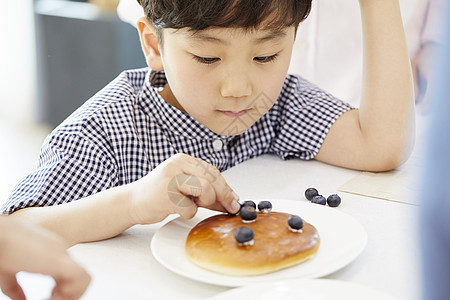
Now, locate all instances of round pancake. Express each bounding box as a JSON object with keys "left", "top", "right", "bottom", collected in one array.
[{"left": 185, "top": 211, "right": 320, "bottom": 276}]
